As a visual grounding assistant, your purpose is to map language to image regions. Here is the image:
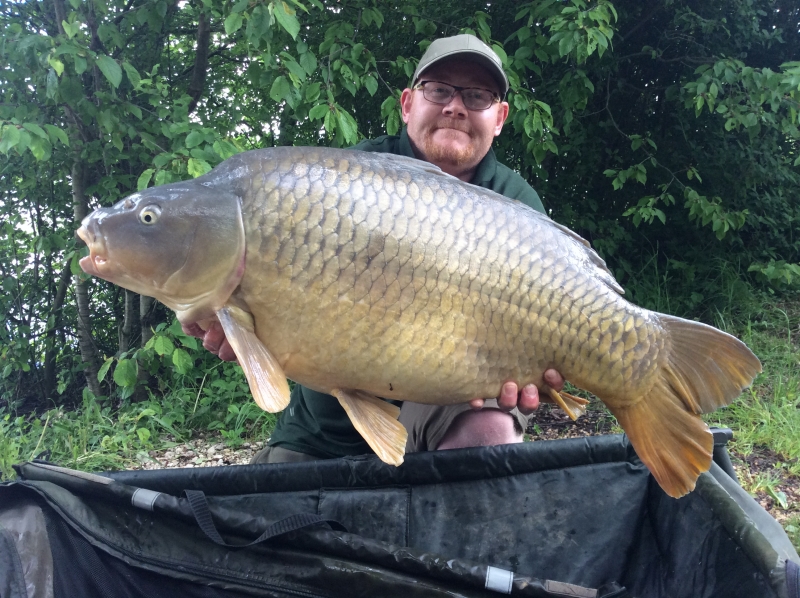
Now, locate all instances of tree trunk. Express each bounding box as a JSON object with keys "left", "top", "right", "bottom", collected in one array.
[
  {"left": 42, "top": 261, "right": 72, "bottom": 400},
  {"left": 72, "top": 160, "right": 102, "bottom": 397},
  {"left": 119, "top": 289, "right": 137, "bottom": 354},
  {"left": 187, "top": 11, "right": 210, "bottom": 115},
  {"left": 130, "top": 294, "right": 157, "bottom": 403},
  {"left": 140, "top": 294, "right": 155, "bottom": 346}
]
